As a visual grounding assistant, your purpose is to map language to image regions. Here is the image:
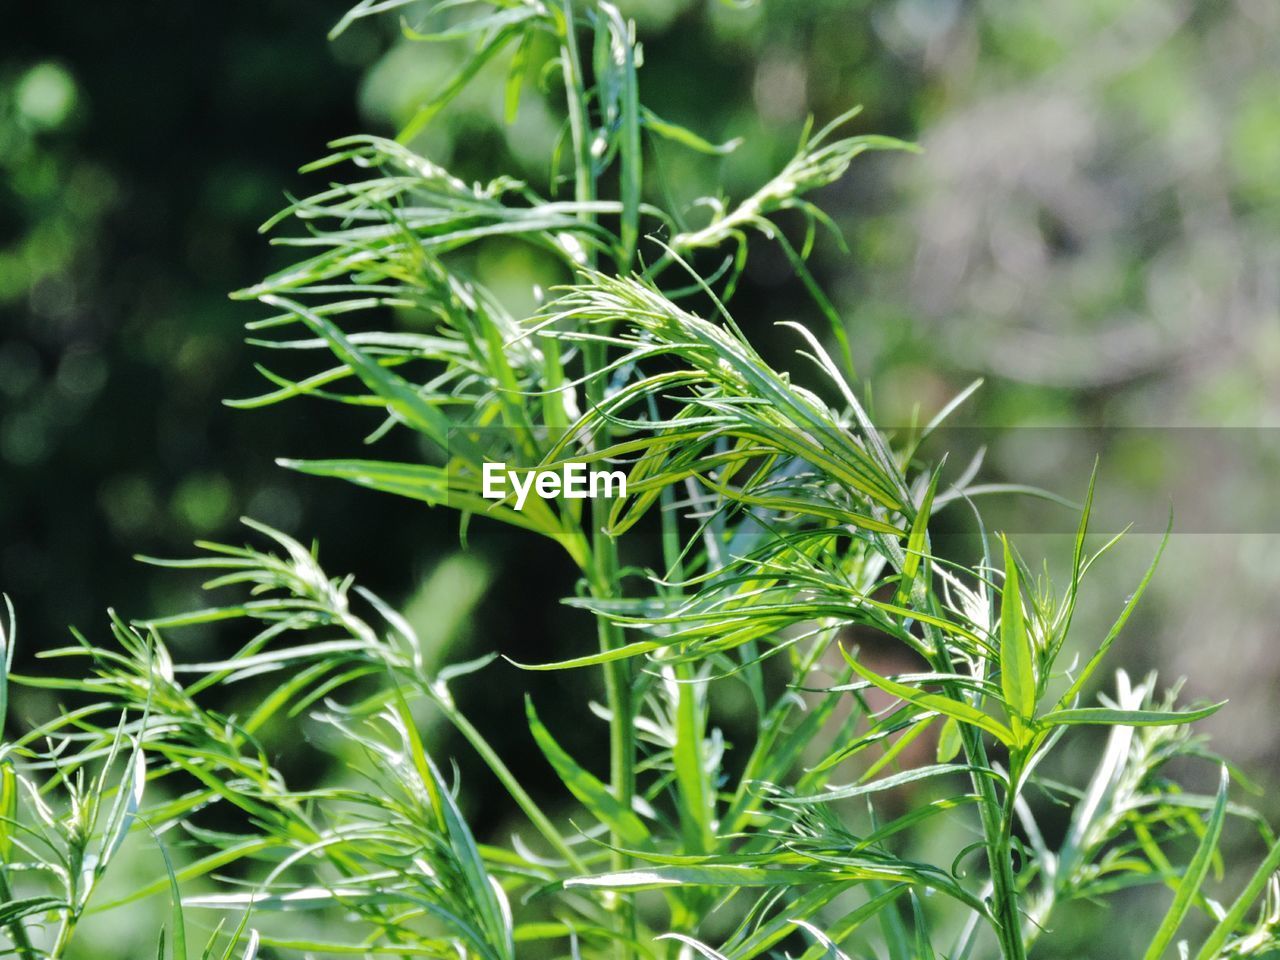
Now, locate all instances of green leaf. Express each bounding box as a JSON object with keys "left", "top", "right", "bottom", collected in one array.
[
  {"left": 657, "top": 934, "right": 731, "bottom": 960},
  {"left": 999, "top": 536, "right": 1036, "bottom": 741},
  {"left": 329, "top": 0, "right": 421, "bottom": 39},
  {"left": 396, "top": 24, "right": 525, "bottom": 143},
  {"left": 1041, "top": 703, "right": 1226, "bottom": 728},
  {"left": 1143, "top": 766, "right": 1230, "bottom": 960},
  {"left": 841, "top": 646, "right": 1015, "bottom": 746},
  {"left": 567, "top": 864, "right": 905, "bottom": 891},
  {"left": 794, "top": 886, "right": 909, "bottom": 960},
  {"left": 504, "top": 30, "right": 533, "bottom": 124},
  {"left": 154, "top": 827, "right": 188, "bottom": 960},
  {"left": 399, "top": 6, "right": 539, "bottom": 42},
  {"left": 278, "top": 457, "right": 585, "bottom": 563},
  {"left": 1194, "top": 832, "right": 1280, "bottom": 959},
  {"left": 1058, "top": 518, "right": 1170, "bottom": 708},
  {"left": 100, "top": 741, "right": 145, "bottom": 863},
  {"left": 0, "top": 896, "right": 63, "bottom": 926},
  {"left": 506, "top": 639, "right": 664, "bottom": 671},
  {"left": 0, "top": 763, "right": 15, "bottom": 862},
  {"left": 258, "top": 295, "right": 462, "bottom": 456},
  {"left": 793, "top": 920, "right": 855, "bottom": 960},
  {"left": 234, "top": 929, "right": 260, "bottom": 960},
  {"left": 895, "top": 468, "right": 940, "bottom": 608},
  {"left": 94, "top": 838, "right": 283, "bottom": 912},
  {"left": 936, "top": 717, "right": 962, "bottom": 763},
  {"left": 391, "top": 696, "right": 514, "bottom": 960},
  {"left": 0, "top": 595, "right": 14, "bottom": 730},
  {"left": 781, "top": 763, "right": 976, "bottom": 805},
  {"left": 641, "top": 106, "right": 742, "bottom": 155},
  {"left": 671, "top": 663, "right": 714, "bottom": 854},
  {"left": 525, "top": 698, "right": 650, "bottom": 848},
  {"left": 274, "top": 455, "right": 425, "bottom": 497},
  {"left": 599, "top": 5, "right": 641, "bottom": 267},
  {"left": 910, "top": 890, "right": 936, "bottom": 960}
]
